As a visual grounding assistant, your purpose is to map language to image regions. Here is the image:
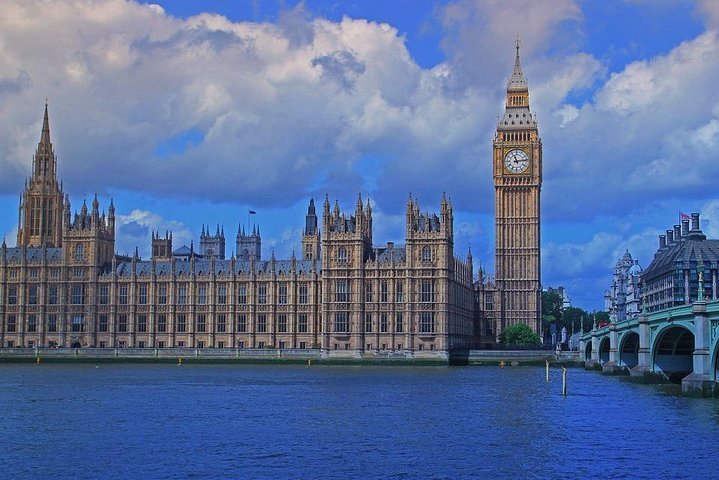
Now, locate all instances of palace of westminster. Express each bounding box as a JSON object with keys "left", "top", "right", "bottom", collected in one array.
[{"left": 0, "top": 44, "right": 543, "bottom": 354}]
